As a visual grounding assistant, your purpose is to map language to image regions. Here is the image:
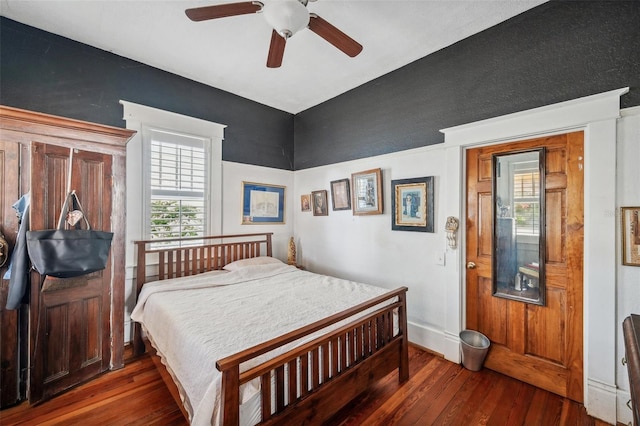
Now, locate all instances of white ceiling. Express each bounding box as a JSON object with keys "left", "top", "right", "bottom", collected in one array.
[{"left": 1, "top": 0, "right": 547, "bottom": 114}]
